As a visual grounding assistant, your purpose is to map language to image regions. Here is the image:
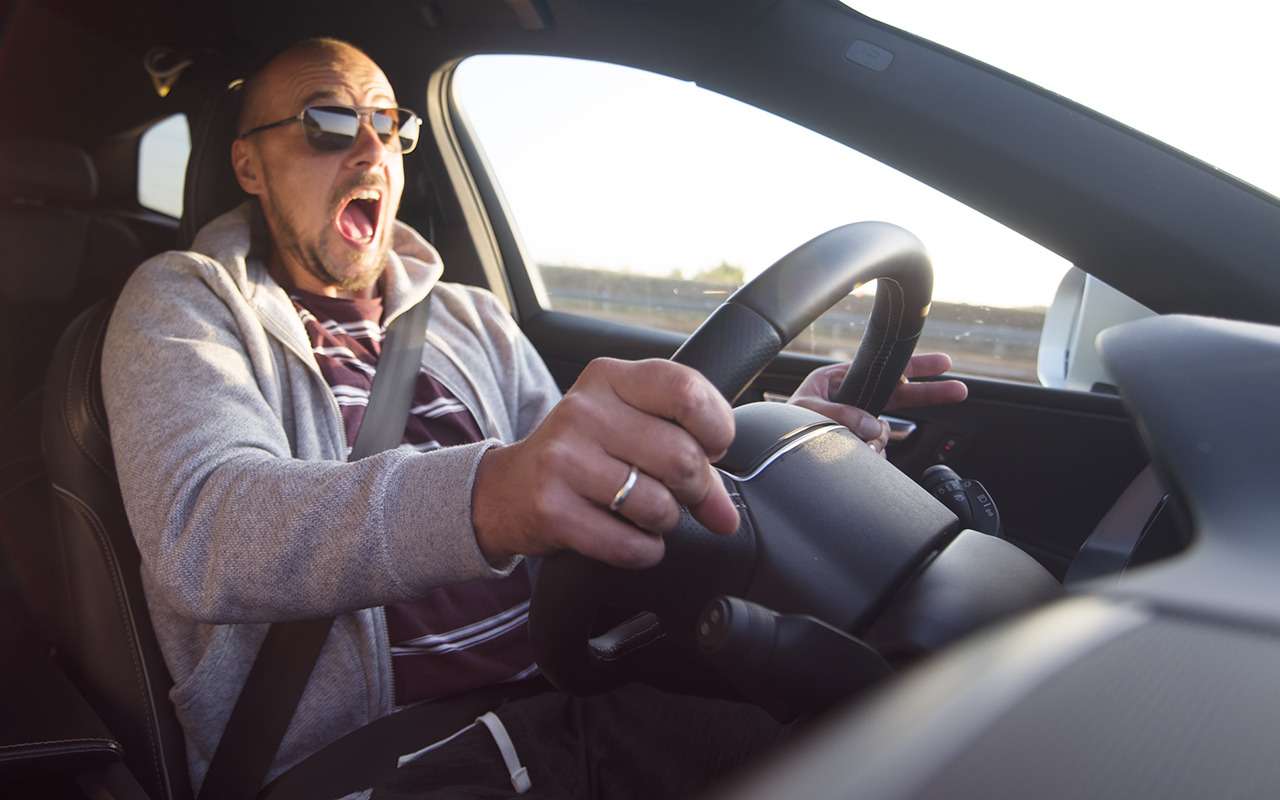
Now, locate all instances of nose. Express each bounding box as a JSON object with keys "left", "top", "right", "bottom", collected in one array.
[{"left": 345, "top": 117, "right": 389, "bottom": 169}]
